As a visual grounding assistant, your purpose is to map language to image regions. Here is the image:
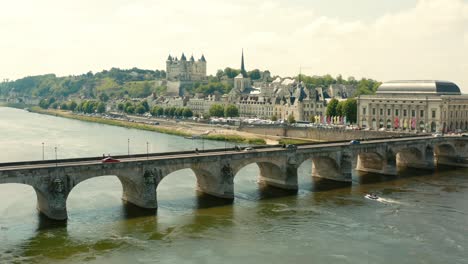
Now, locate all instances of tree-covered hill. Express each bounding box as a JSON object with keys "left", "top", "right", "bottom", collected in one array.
[{"left": 0, "top": 67, "right": 166, "bottom": 99}]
